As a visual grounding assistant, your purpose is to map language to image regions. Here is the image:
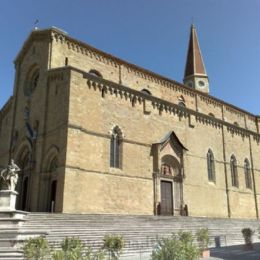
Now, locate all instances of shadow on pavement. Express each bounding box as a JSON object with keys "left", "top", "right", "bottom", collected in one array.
[{"left": 210, "top": 243, "right": 260, "bottom": 260}]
